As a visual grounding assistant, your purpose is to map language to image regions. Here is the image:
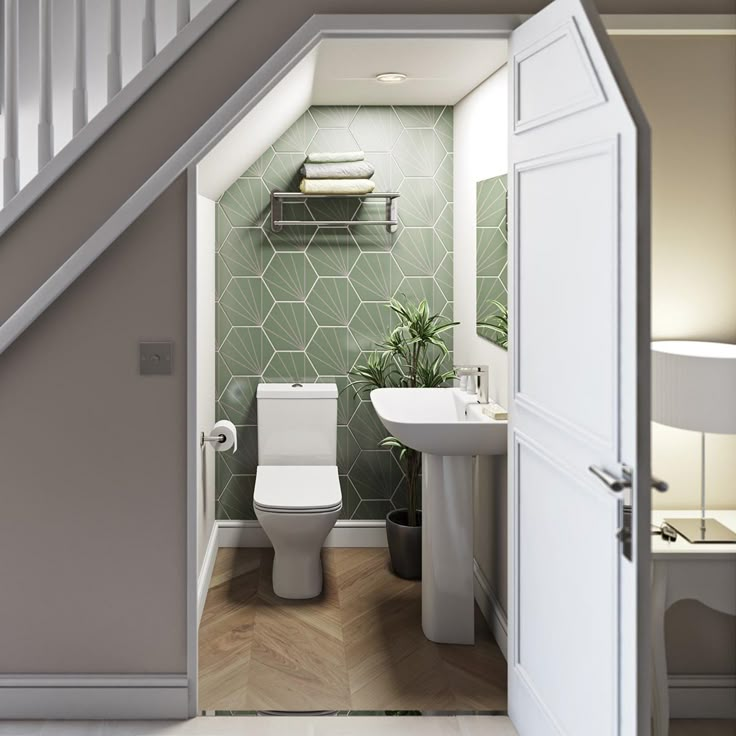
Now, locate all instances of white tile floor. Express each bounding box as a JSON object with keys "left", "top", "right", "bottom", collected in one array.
[{"left": 0, "top": 718, "right": 519, "bottom": 736}]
